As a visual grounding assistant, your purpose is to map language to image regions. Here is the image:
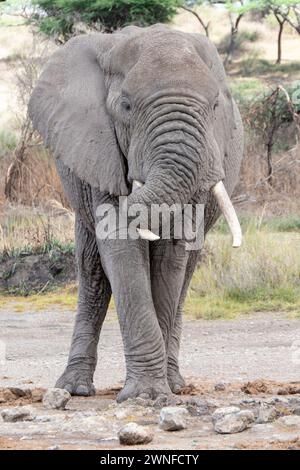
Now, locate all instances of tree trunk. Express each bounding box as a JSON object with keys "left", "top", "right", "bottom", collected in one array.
[
  {"left": 277, "top": 22, "right": 283, "bottom": 64},
  {"left": 224, "top": 13, "right": 243, "bottom": 67},
  {"left": 274, "top": 13, "right": 285, "bottom": 65}
]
